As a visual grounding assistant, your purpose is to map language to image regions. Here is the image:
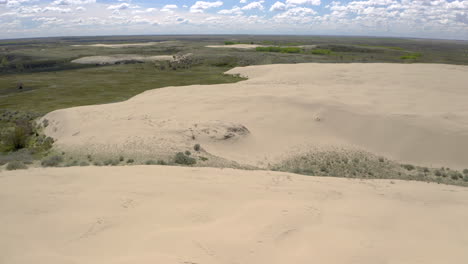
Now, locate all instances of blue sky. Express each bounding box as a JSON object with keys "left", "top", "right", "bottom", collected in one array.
[{"left": 0, "top": 0, "right": 467, "bottom": 39}]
